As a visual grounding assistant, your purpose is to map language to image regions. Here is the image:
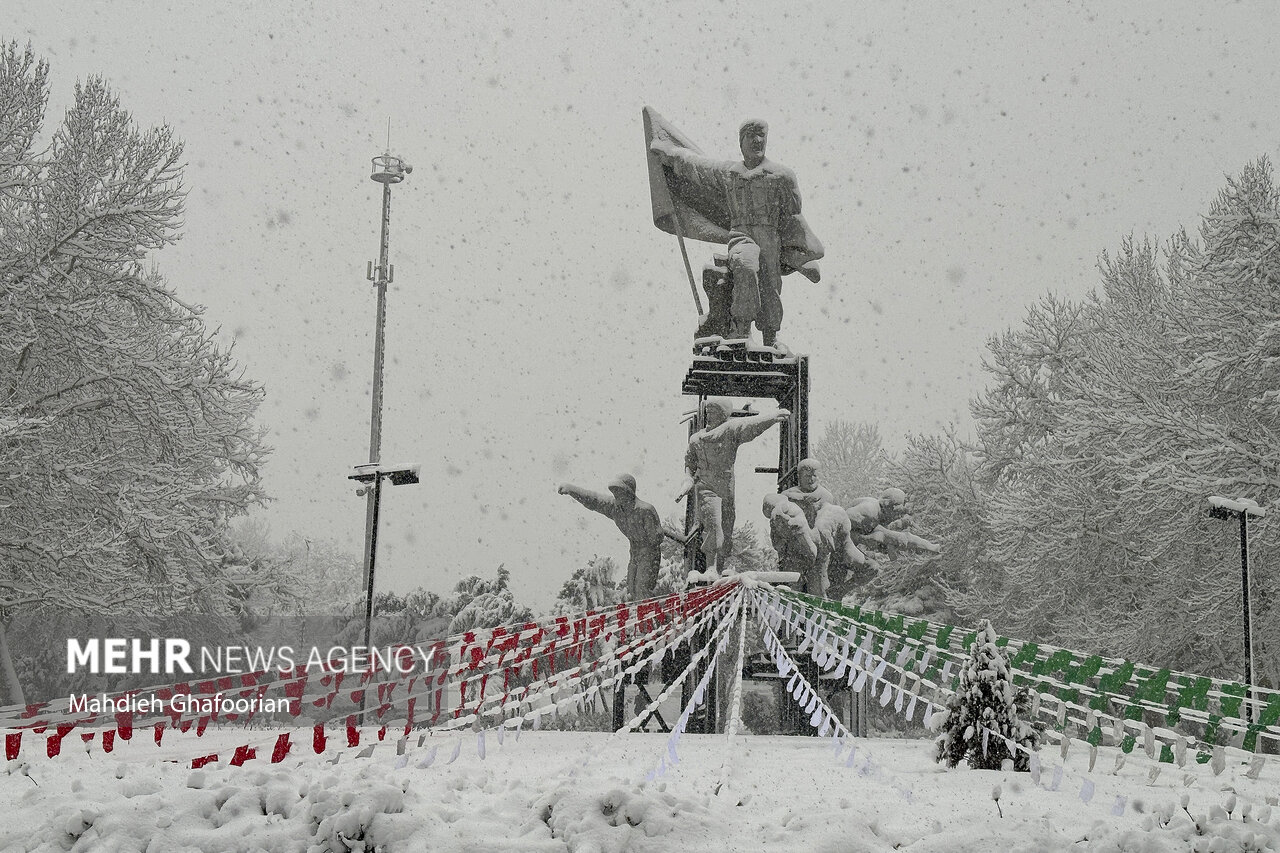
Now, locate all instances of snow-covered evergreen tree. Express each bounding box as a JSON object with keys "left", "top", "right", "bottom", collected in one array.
[{"left": 933, "top": 620, "right": 1042, "bottom": 771}]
